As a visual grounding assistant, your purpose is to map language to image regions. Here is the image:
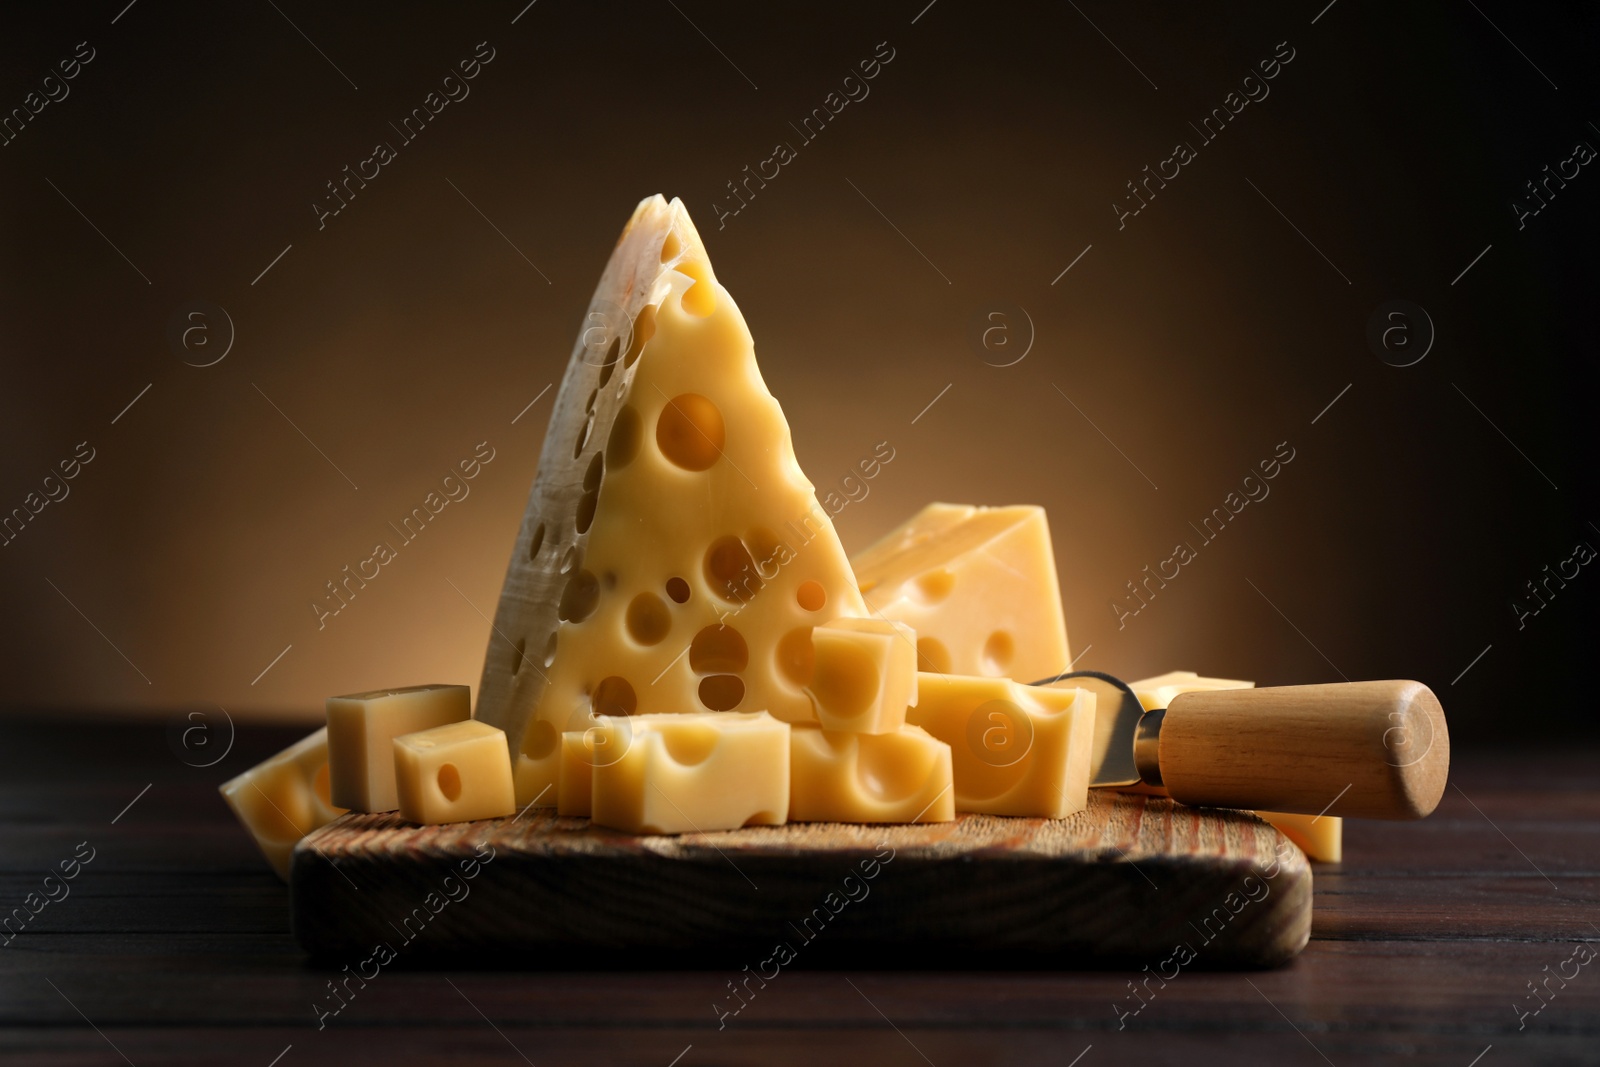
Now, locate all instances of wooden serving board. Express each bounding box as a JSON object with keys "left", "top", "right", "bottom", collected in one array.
[{"left": 290, "top": 792, "right": 1311, "bottom": 968}]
